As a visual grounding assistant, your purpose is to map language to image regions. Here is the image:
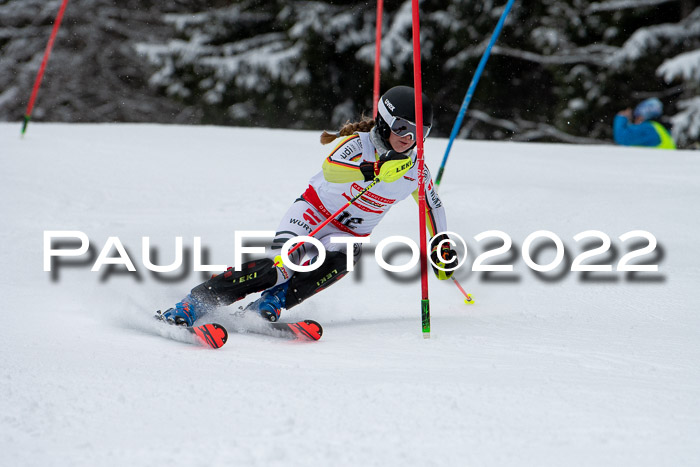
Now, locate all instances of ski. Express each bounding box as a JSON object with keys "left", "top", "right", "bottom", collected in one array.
[
  {"left": 232, "top": 319, "right": 323, "bottom": 341},
  {"left": 153, "top": 309, "right": 321, "bottom": 345},
  {"left": 153, "top": 317, "right": 229, "bottom": 349},
  {"left": 187, "top": 323, "right": 228, "bottom": 349},
  {"left": 223, "top": 304, "right": 324, "bottom": 341}
]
